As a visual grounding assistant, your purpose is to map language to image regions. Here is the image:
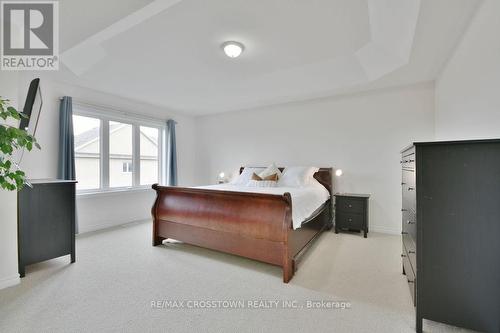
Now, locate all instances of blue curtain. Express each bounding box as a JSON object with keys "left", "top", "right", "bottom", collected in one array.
[
  {"left": 58, "top": 96, "right": 75, "bottom": 180},
  {"left": 166, "top": 119, "right": 178, "bottom": 186},
  {"left": 58, "top": 96, "right": 78, "bottom": 232}
]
